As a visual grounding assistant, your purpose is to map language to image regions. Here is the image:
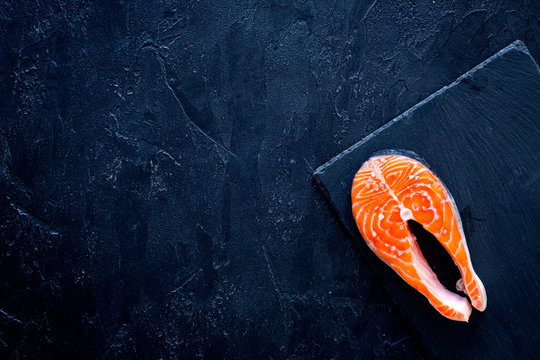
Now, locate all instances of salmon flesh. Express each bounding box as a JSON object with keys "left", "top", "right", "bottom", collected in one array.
[{"left": 351, "top": 154, "right": 487, "bottom": 322}]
